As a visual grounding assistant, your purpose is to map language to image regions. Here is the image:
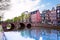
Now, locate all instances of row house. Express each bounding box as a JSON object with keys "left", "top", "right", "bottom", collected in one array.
[
  {"left": 30, "top": 10, "right": 42, "bottom": 23},
  {"left": 20, "top": 4, "right": 60, "bottom": 26},
  {"left": 45, "top": 10, "right": 51, "bottom": 24},
  {"left": 56, "top": 4, "right": 60, "bottom": 26},
  {"left": 41, "top": 10, "right": 47, "bottom": 24},
  {"left": 22, "top": 11, "right": 30, "bottom": 23},
  {"left": 21, "top": 10, "right": 42, "bottom": 23},
  {"left": 50, "top": 7, "right": 57, "bottom": 25},
  {"left": 41, "top": 10, "right": 51, "bottom": 24},
  {"left": 23, "top": 11, "right": 28, "bottom": 22},
  {"left": 41, "top": 8, "right": 57, "bottom": 25}
]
